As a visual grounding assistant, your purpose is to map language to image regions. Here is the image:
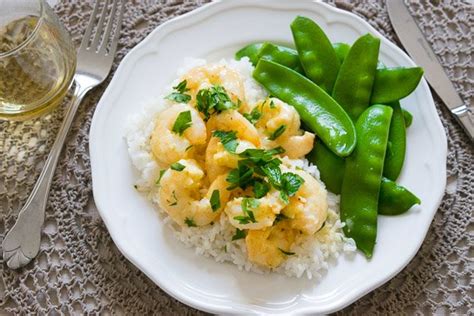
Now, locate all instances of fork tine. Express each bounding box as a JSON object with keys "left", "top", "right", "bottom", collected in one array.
[
  {"left": 90, "top": 0, "right": 111, "bottom": 50},
  {"left": 103, "top": 0, "right": 124, "bottom": 56},
  {"left": 98, "top": 0, "right": 119, "bottom": 53},
  {"left": 80, "top": 0, "right": 101, "bottom": 49}
]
